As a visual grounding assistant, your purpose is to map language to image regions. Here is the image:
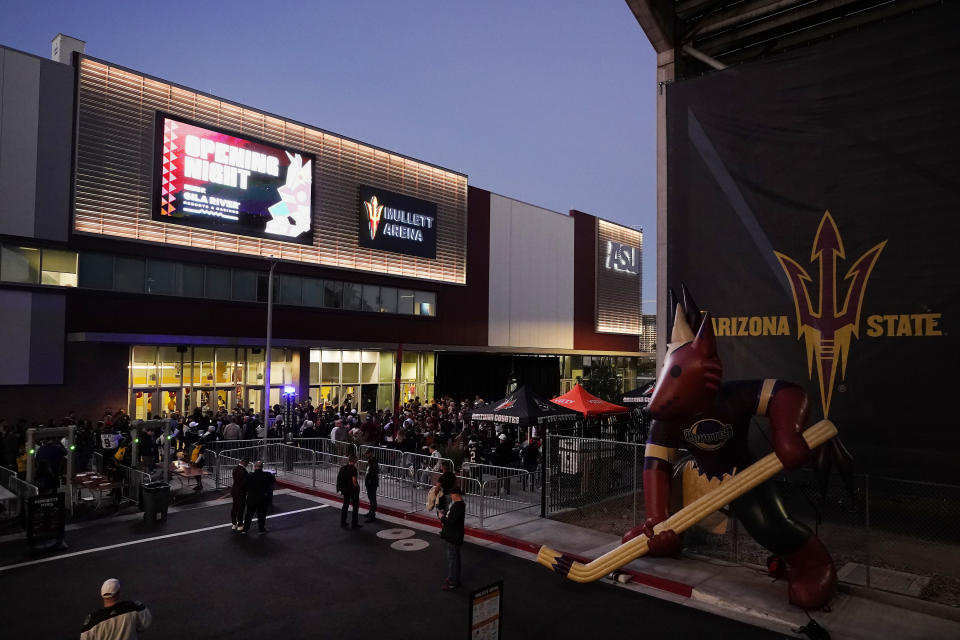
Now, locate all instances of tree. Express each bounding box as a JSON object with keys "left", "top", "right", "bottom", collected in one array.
[{"left": 581, "top": 357, "right": 622, "bottom": 402}]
